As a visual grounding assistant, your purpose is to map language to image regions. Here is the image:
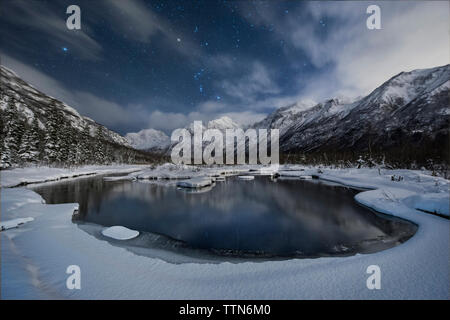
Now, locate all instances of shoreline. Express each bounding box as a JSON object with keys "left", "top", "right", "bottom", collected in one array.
[{"left": 1, "top": 164, "right": 449, "bottom": 299}]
